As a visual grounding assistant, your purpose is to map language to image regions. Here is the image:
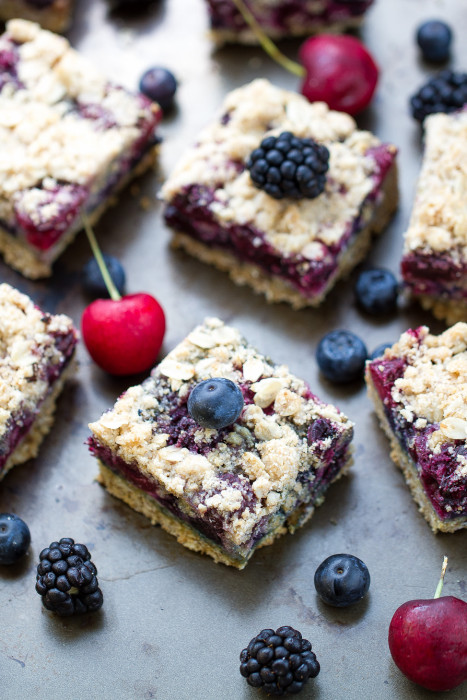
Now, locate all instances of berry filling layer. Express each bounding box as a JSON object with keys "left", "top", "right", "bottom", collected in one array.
[
  {"left": 368, "top": 344, "right": 467, "bottom": 522},
  {"left": 401, "top": 251, "right": 467, "bottom": 305},
  {"left": 165, "top": 145, "right": 395, "bottom": 300},
  {"left": 207, "top": 0, "right": 374, "bottom": 34}
]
